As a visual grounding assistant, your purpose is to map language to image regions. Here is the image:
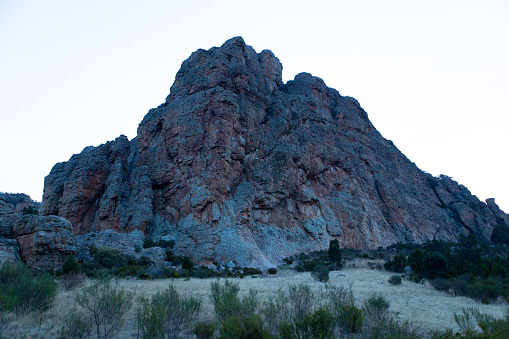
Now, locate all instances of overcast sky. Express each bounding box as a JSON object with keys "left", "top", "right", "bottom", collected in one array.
[{"left": 1, "top": 0, "right": 508, "bottom": 212}]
